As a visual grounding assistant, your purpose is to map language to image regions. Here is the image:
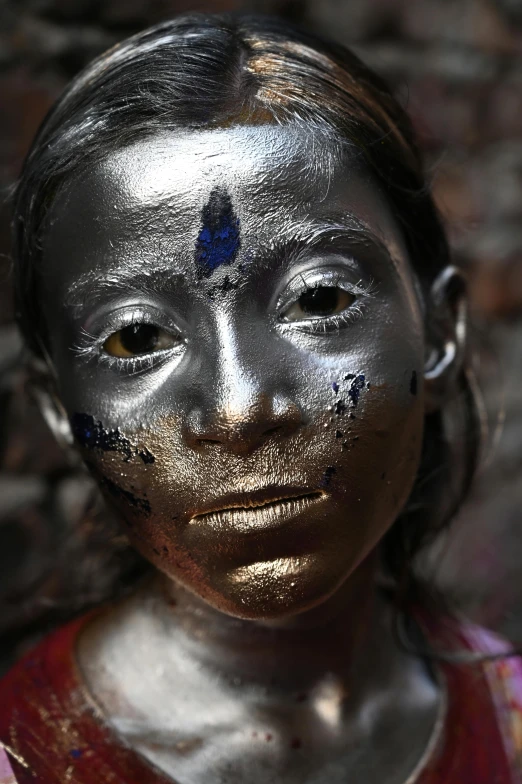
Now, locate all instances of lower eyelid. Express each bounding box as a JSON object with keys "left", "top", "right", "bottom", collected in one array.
[
  {"left": 280, "top": 300, "right": 369, "bottom": 333},
  {"left": 99, "top": 344, "right": 184, "bottom": 374}
]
